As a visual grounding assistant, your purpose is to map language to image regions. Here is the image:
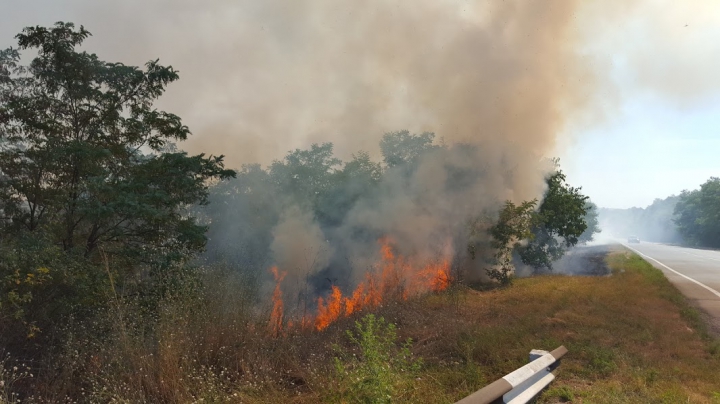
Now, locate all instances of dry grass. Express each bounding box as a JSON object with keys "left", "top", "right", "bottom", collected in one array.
[
  {"left": 315, "top": 247, "right": 720, "bottom": 403},
  {"left": 7, "top": 247, "right": 720, "bottom": 403}
]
